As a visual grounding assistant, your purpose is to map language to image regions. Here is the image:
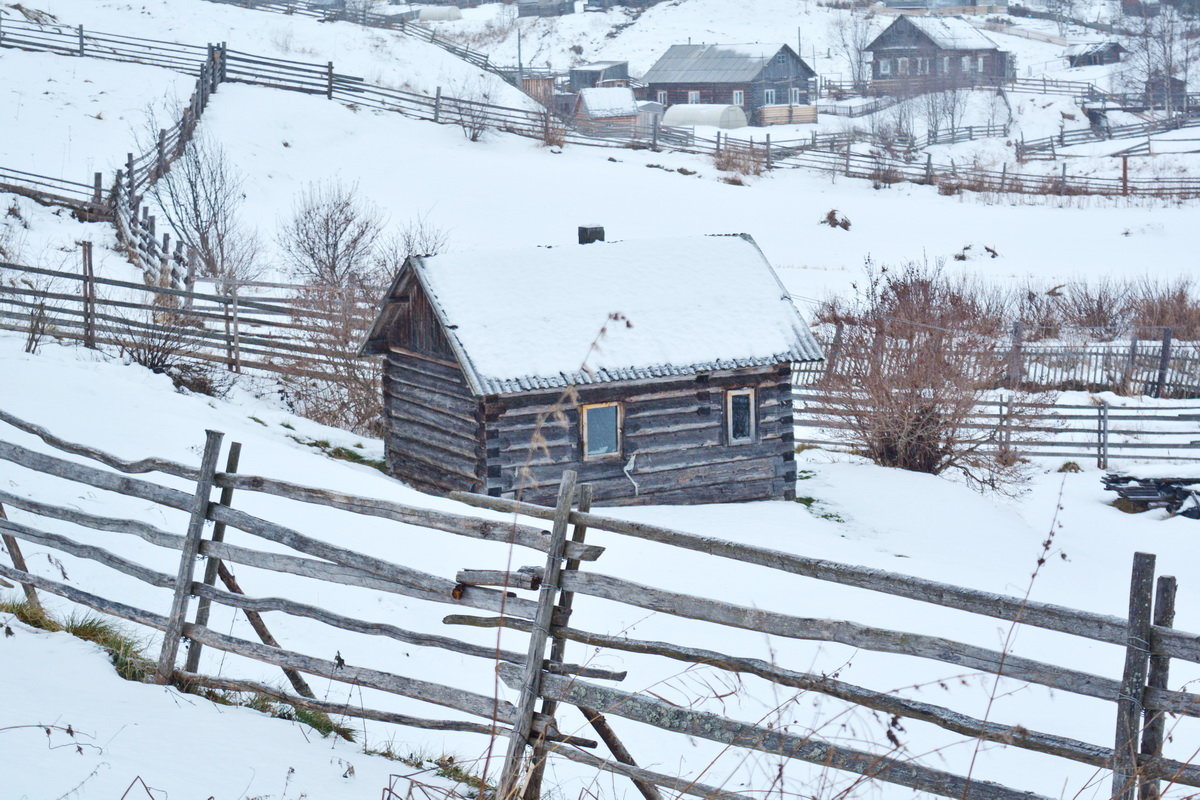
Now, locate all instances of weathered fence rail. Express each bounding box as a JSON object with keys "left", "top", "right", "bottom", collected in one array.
[
  {"left": 1017, "top": 114, "right": 1200, "bottom": 159},
  {"left": 3, "top": 411, "right": 1200, "bottom": 799}
]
